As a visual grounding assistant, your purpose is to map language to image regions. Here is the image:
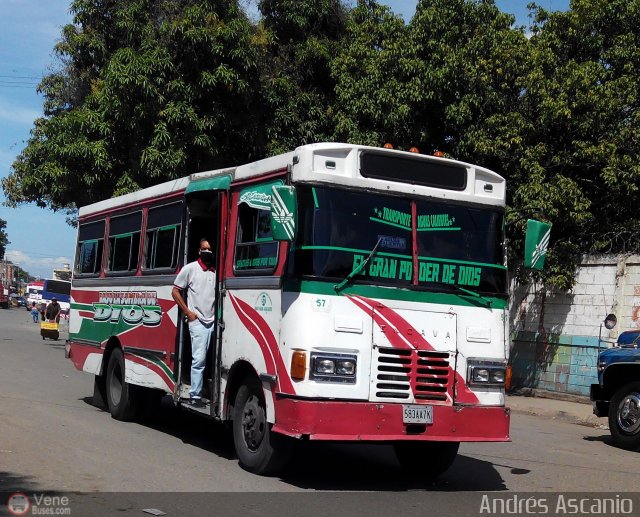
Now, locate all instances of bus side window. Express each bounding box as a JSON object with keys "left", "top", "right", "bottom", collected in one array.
[
  {"left": 76, "top": 220, "right": 105, "bottom": 275},
  {"left": 107, "top": 211, "right": 142, "bottom": 273},
  {"left": 143, "top": 202, "right": 183, "bottom": 271},
  {"left": 233, "top": 203, "right": 278, "bottom": 274}
]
